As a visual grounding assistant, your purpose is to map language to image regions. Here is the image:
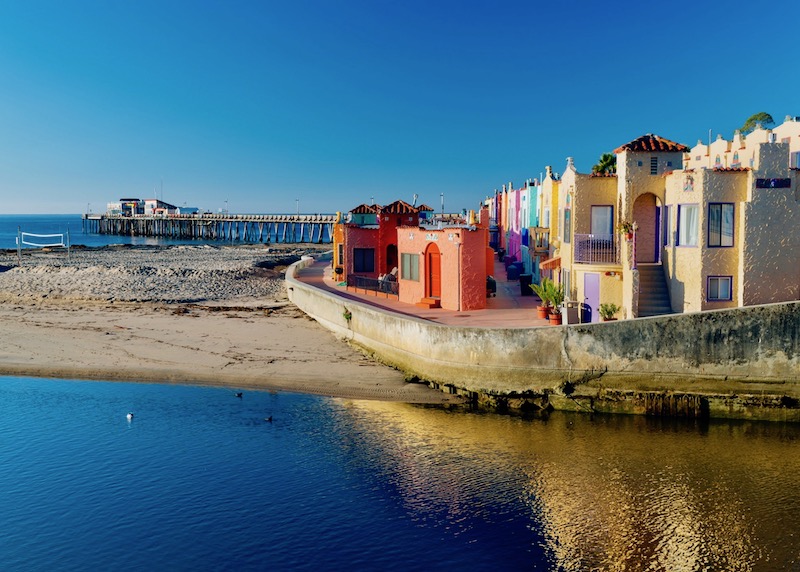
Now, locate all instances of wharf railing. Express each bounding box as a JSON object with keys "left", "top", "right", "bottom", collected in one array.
[
  {"left": 347, "top": 275, "right": 399, "bottom": 295},
  {"left": 573, "top": 233, "right": 620, "bottom": 265},
  {"left": 82, "top": 213, "right": 336, "bottom": 244}
]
